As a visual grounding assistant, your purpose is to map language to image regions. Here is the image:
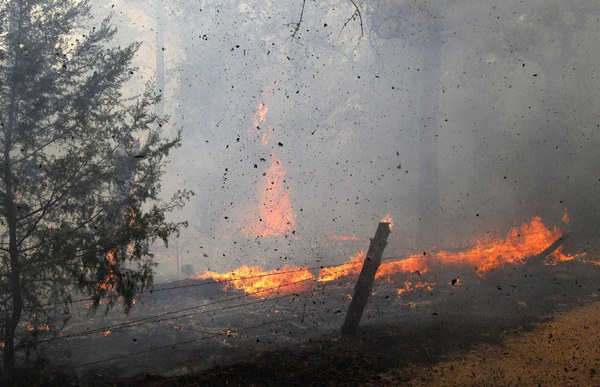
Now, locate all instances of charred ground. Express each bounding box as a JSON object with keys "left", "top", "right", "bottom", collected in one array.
[{"left": 19, "top": 252, "right": 600, "bottom": 386}]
